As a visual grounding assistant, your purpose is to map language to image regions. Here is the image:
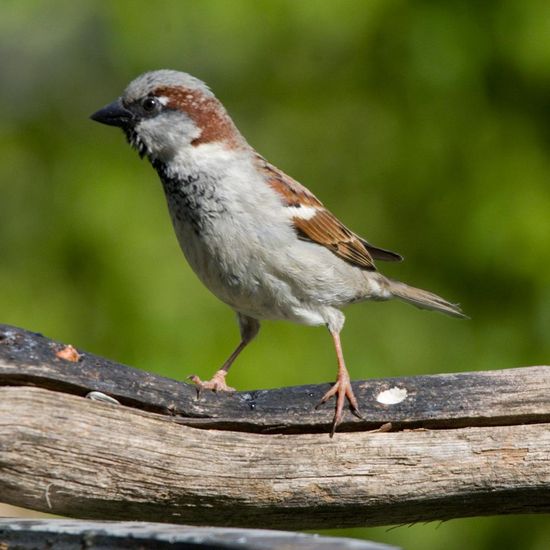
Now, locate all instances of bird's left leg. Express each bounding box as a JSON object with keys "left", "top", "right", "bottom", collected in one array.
[
  {"left": 189, "top": 313, "right": 260, "bottom": 392},
  {"left": 318, "top": 324, "right": 361, "bottom": 436}
]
